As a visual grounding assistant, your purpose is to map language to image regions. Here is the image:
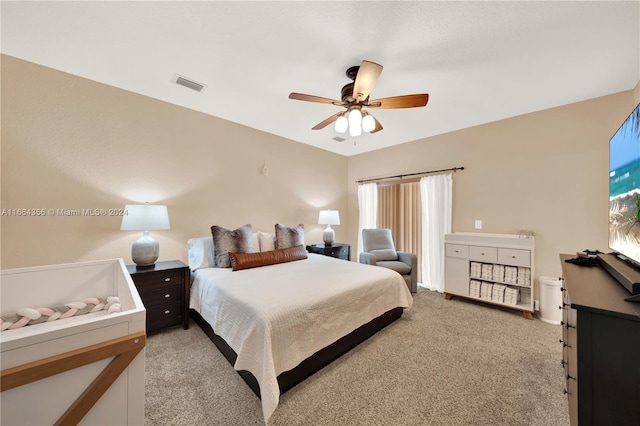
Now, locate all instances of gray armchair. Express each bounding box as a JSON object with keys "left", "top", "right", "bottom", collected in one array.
[{"left": 359, "top": 228, "right": 417, "bottom": 293}]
